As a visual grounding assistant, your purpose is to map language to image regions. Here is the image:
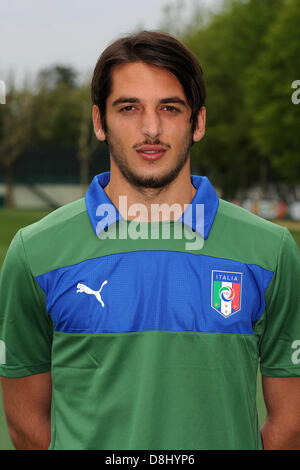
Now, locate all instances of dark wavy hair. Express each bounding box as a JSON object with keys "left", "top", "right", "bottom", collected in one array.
[{"left": 91, "top": 30, "right": 206, "bottom": 133}]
